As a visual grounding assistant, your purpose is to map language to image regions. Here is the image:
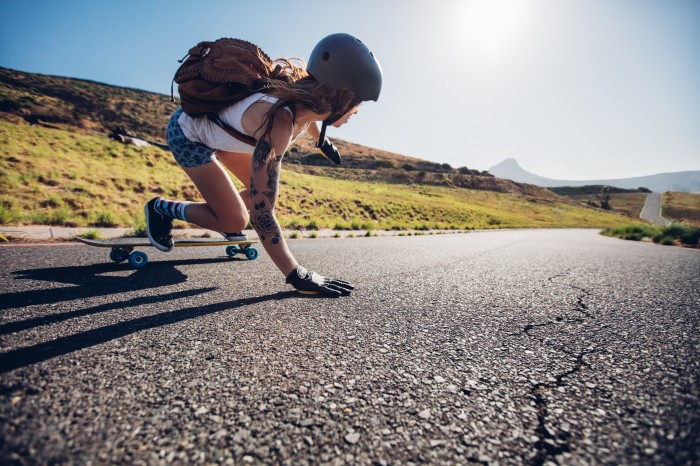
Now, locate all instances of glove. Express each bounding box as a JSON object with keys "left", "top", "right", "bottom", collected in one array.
[
  {"left": 317, "top": 137, "right": 341, "bottom": 165},
  {"left": 286, "top": 265, "right": 354, "bottom": 297}
]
